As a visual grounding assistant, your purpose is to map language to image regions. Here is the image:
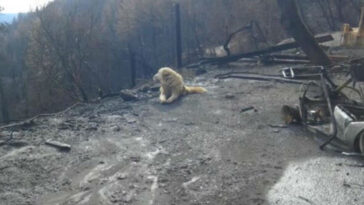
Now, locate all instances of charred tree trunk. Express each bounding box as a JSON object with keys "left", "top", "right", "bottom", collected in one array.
[
  {"left": 349, "top": 0, "right": 361, "bottom": 14},
  {"left": 0, "top": 78, "right": 9, "bottom": 123},
  {"left": 317, "top": 0, "right": 337, "bottom": 31},
  {"left": 73, "top": 78, "right": 88, "bottom": 102},
  {"left": 128, "top": 46, "right": 136, "bottom": 88},
  {"left": 277, "top": 0, "right": 332, "bottom": 66},
  {"left": 334, "top": 0, "right": 345, "bottom": 23},
  {"left": 175, "top": 3, "right": 182, "bottom": 68}
]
